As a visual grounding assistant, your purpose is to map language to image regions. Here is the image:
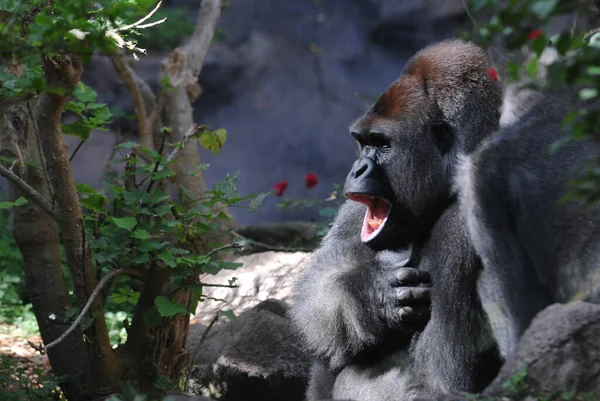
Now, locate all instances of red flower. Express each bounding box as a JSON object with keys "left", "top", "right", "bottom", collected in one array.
[
  {"left": 487, "top": 67, "right": 499, "bottom": 82},
  {"left": 305, "top": 173, "right": 318, "bottom": 189},
  {"left": 273, "top": 181, "right": 288, "bottom": 197},
  {"left": 528, "top": 29, "right": 542, "bottom": 40}
]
